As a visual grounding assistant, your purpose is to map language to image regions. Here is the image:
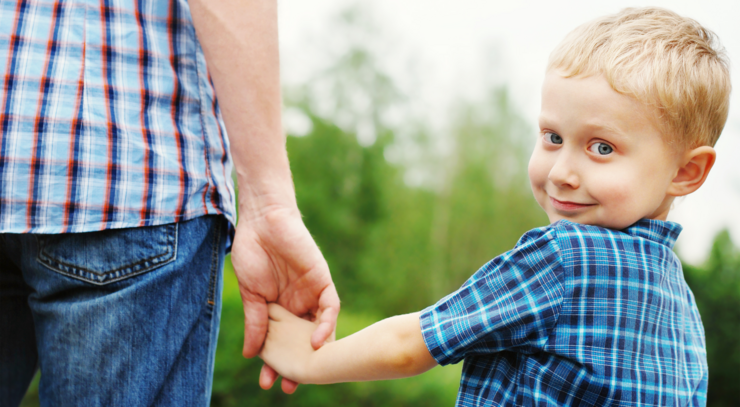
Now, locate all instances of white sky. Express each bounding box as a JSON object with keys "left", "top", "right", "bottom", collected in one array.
[{"left": 277, "top": 0, "right": 740, "bottom": 264}]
